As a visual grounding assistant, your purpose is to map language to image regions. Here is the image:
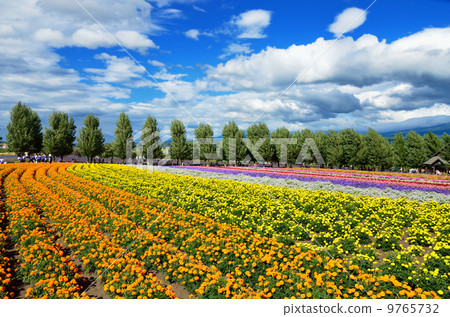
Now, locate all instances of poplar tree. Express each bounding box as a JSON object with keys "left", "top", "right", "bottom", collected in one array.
[
  {"left": 113, "top": 112, "right": 133, "bottom": 162},
  {"left": 271, "top": 127, "right": 291, "bottom": 166},
  {"left": 194, "top": 123, "right": 215, "bottom": 164},
  {"left": 405, "top": 130, "right": 427, "bottom": 168},
  {"left": 77, "top": 114, "right": 104, "bottom": 163},
  {"left": 142, "top": 115, "right": 163, "bottom": 160},
  {"left": 246, "top": 122, "right": 273, "bottom": 163},
  {"left": 43, "top": 111, "right": 76, "bottom": 159},
  {"left": 392, "top": 132, "right": 406, "bottom": 169},
  {"left": 423, "top": 130, "right": 442, "bottom": 157},
  {"left": 170, "top": 120, "right": 188, "bottom": 164},
  {"left": 6, "top": 101, "right": 43, "bottom": 155},
  {"left": 222, "top": 121, "right": 246, "bottom": 165}
]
